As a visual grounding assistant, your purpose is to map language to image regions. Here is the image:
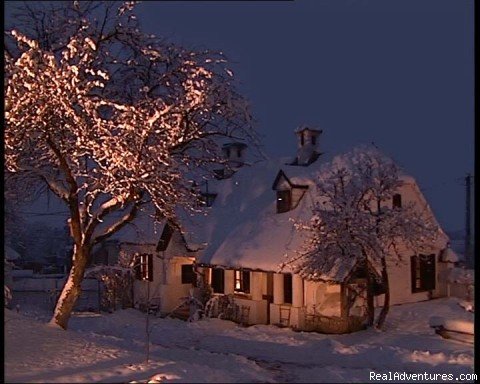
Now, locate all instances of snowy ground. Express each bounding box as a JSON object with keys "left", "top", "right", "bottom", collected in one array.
[{"left": 5, "top": 298, "right": 475, "bottom": 383}]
